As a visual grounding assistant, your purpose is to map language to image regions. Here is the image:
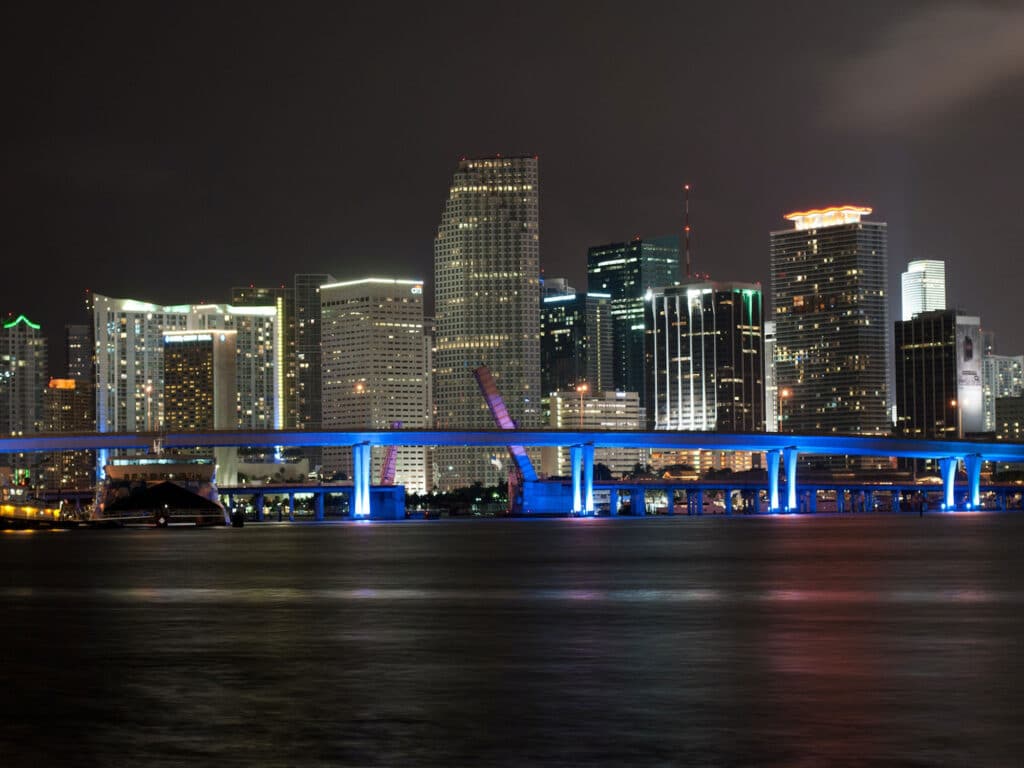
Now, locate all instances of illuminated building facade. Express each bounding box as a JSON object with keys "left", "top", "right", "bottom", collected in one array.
[
  {"left": 901, "top": 259, "right": 946, "bottom": 321},
  {"left": 433, "top": 155, "right": 541, "bottom": 489},
  {"left": 41, "top": 379, "right": 95, "bottom": 489},
  {"left": 587, "top": 235, "right": 679, "bottom": 405},
  {"left": 320, "top": 278, "right": 430, "bottom": 493},
  {"left": 231, "top": 285, "right": 295, "bottom": 429},
  {"left": 540, "top": 278, "right": 612, "bottom": 395},
  {"left": 542, "top": 390, "right": 645, "bottom": 477},
  {"left": 983, "top": 354, "right": 1024, "bottom": 432},
  {"left": 895, "top": 309, "right": 984, "bottom": 440},
  {"left": 65, "top": 323, "right": 93, "bottom": 382},
  {"left": 770, "top": 206, "right": 890, "bottom": 438},
  {"left": 0, "top": 315, "right": 48, "bottom": 437},
  {"left": 645, "top": 281, "right": 764, "bottom": 432},
  {"left": 764, "top": 320, "right": 778, "bottom": 432}
]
